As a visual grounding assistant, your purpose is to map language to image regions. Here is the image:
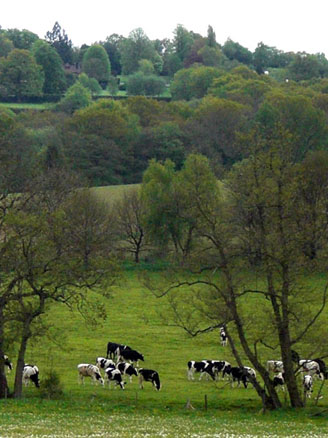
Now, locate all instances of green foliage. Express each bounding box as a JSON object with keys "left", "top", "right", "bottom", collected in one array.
[
  {"left": 39, "top": 370, "right": 64, "bottom": 399},
  {"left": 171, "top": 66, "right": 224, "bottom": 100},
  {"left": 0, "top": 49, "right": 44, "bottom": 100},
  {"left": 82, "top": 44, "right": 111, "bottom": 85},
  {"left": 4, "top": 28, "right": 39, "bottom": 50},
  {"left": 32, "top": 40, "right": 67, "bottom": 95},
  {"left": 45, "top": 21, "right": 73, "bottom": 64},
  {"left": 78, "top": 72, "right": 102, "bottom": 94},
  {"left": 222, "top": 38, "right": 253, "bottom": 65},
  {"left": 56, "top": 82, "right": 92, "bottom": 114},
  {"left": 127, "top": 72, "right": 166, "bottom": 96},
  {"left": 0, "top": 34, "right": 14, "bottom": 57},
  {"left": 120, "top": 28, "right": 158, "bottom": 75}
]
